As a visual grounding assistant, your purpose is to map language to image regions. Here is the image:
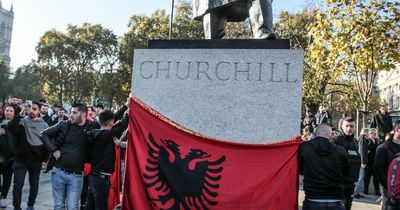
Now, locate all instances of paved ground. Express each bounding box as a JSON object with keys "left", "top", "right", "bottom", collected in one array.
[{"left": 0, "top": 173, "right": 382, "bottom": 210}]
